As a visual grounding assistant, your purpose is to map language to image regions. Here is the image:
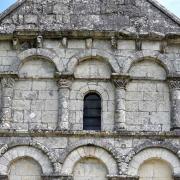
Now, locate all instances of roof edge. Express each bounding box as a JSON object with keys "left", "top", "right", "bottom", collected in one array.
[
  {"left": 0, "top": 0, "right": 26, "bottom": 22},
  {"left": 148, "top": 0, "right": 180, "bottom": 26},
  {"left": 0, "top": 0, "right": 180, "bottom": 27}
]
